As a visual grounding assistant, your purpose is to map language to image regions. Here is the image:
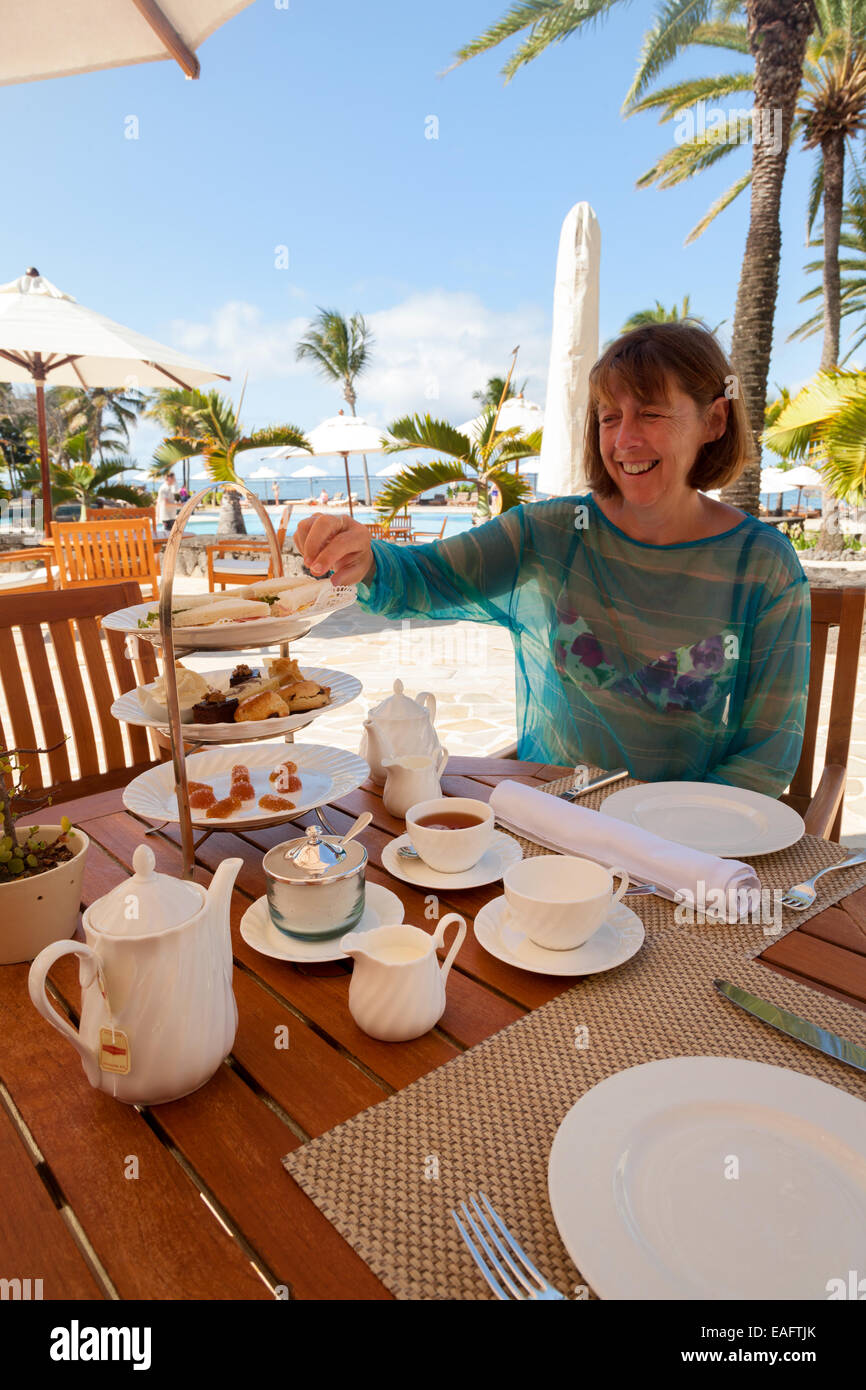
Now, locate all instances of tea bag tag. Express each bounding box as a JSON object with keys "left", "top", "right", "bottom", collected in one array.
[{"left": 94, "top": 962, "right": 131, "bottom": 1075}]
